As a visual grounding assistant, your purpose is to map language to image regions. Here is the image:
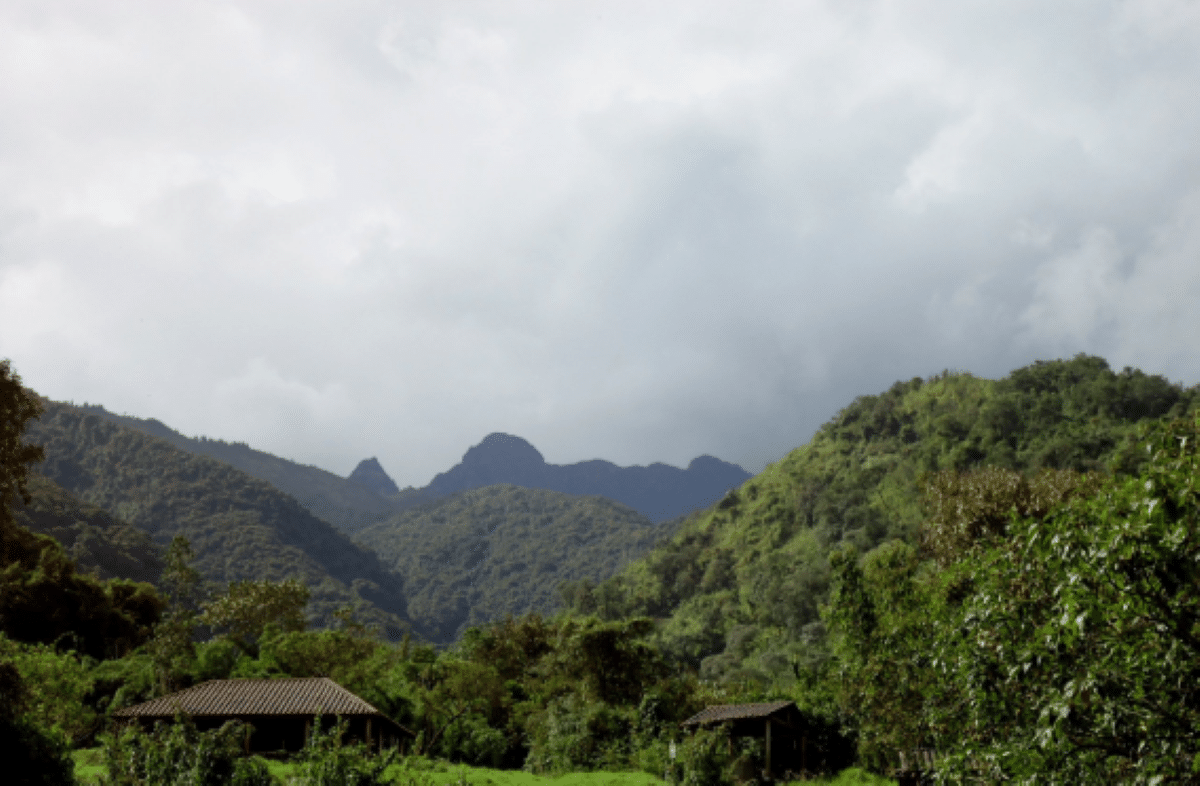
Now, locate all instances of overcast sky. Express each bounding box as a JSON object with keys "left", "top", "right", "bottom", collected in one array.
[{"left": 2, "top": 1, "right": 1199, "bottom": 487}]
